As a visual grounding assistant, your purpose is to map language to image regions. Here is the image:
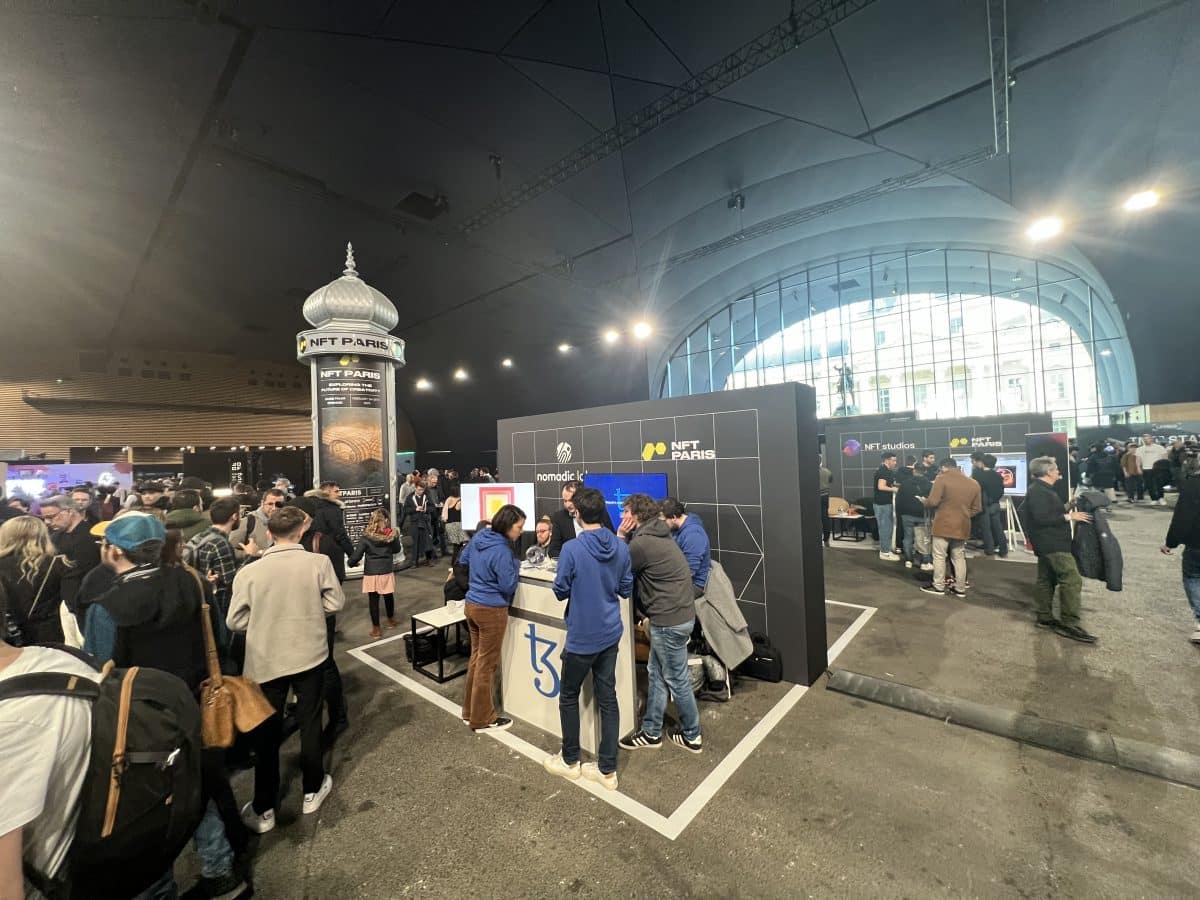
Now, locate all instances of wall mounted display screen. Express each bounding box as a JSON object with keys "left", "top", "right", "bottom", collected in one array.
[
  {"left": 461, "top": 482, "right": 537, "bottom": 531},
  {"left": 583, "top": 472, "right": 669, "bottom": 525},
  {"left": 951, "top": 452, "right": 1028, "bottom": 495}
]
